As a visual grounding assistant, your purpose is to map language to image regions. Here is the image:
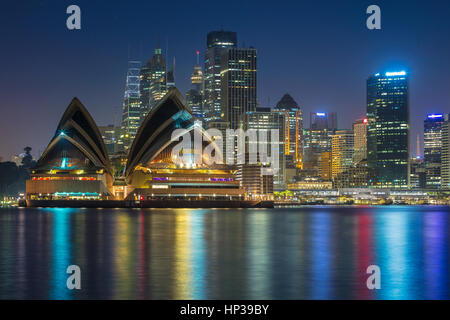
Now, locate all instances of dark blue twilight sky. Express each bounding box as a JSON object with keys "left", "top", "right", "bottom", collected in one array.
[{"left": 0, "top": 0, "right": 450, "bottom": 160}]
